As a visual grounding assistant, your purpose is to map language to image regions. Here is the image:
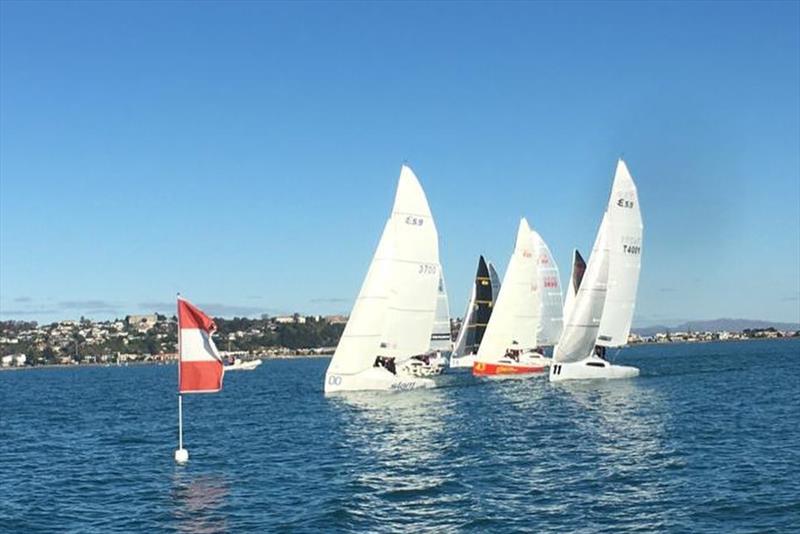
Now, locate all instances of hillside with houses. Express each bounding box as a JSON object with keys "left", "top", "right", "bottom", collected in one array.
[{"left": 0, "top": 313, "right": 347, "bottom": 367}]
